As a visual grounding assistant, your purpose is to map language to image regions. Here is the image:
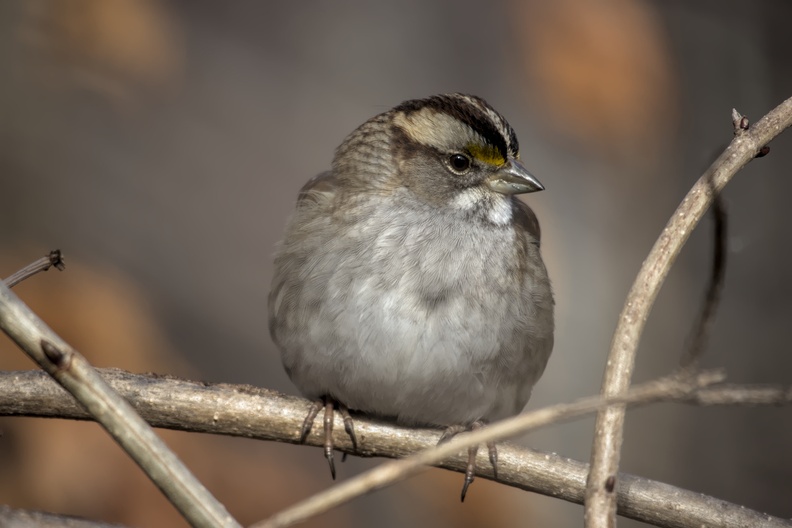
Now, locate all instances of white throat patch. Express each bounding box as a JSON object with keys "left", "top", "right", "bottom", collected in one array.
[{"left": 452, "top": 188, "right": 513, "bottom": 226}]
